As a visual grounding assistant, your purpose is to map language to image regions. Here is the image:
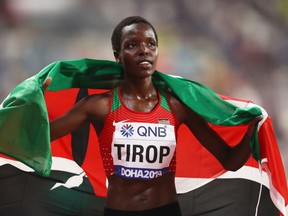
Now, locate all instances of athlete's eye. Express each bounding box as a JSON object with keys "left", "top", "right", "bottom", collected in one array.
[
  {"left": 127, "top": 43, "right": 136, "bottom": 49},
  {"left": 148, "top": 41, "right": 156, "bottom": 48}
]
